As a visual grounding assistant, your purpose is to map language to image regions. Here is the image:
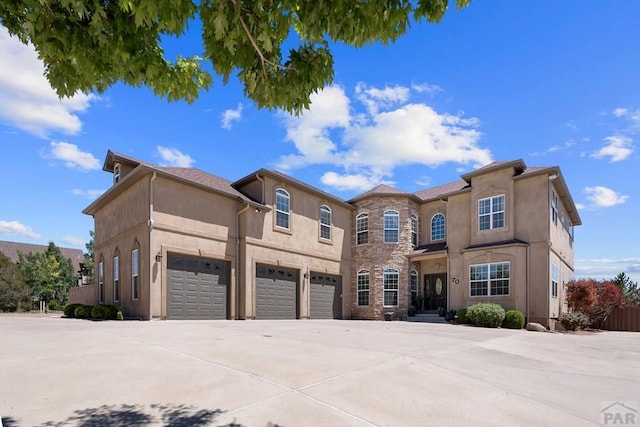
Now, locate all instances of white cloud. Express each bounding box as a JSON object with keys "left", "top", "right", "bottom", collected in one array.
[
  {"left": 0, "top": 220, "right": 41, "bottom": 240},
  {"left": 411, "top": 83, "right": 442, "bottom": 95},
  {"left": 613, "top": 108, "right": 628, "bottom": 117},
  {"left": 44, "top": 142, "right": 100, "bottom": 171},
  {"left": 72, "top": 188, "right": 105, "bottom": 199},
  {"left": 591, "top": 136, "right": 633, "bottom": 162},
  {"left": 575, "top": 257, "right": 640, "bottom": 282},
  {"left": 157, "top": 146, "right": 194, "bottom": 167},
  {"left": 612, "top": 107, "right": 640, "bottom": 132},
  {"left": 276, "top": 84, "right": 491, "bottom": 191},
  {"left": 60, "top": 235, "right": 86, "bottom": 247},
  {"left": 0, "top": 27, "right": 97, "bottom": 138},
  {"left": 320, "top": 171, "right": 392, "bottom": 192},
  {"left": 221, "top": 103, "right": 243, "bottom": 129},
  {"left": 584, "top": 186, "right": 629, "bottom": 207}
]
